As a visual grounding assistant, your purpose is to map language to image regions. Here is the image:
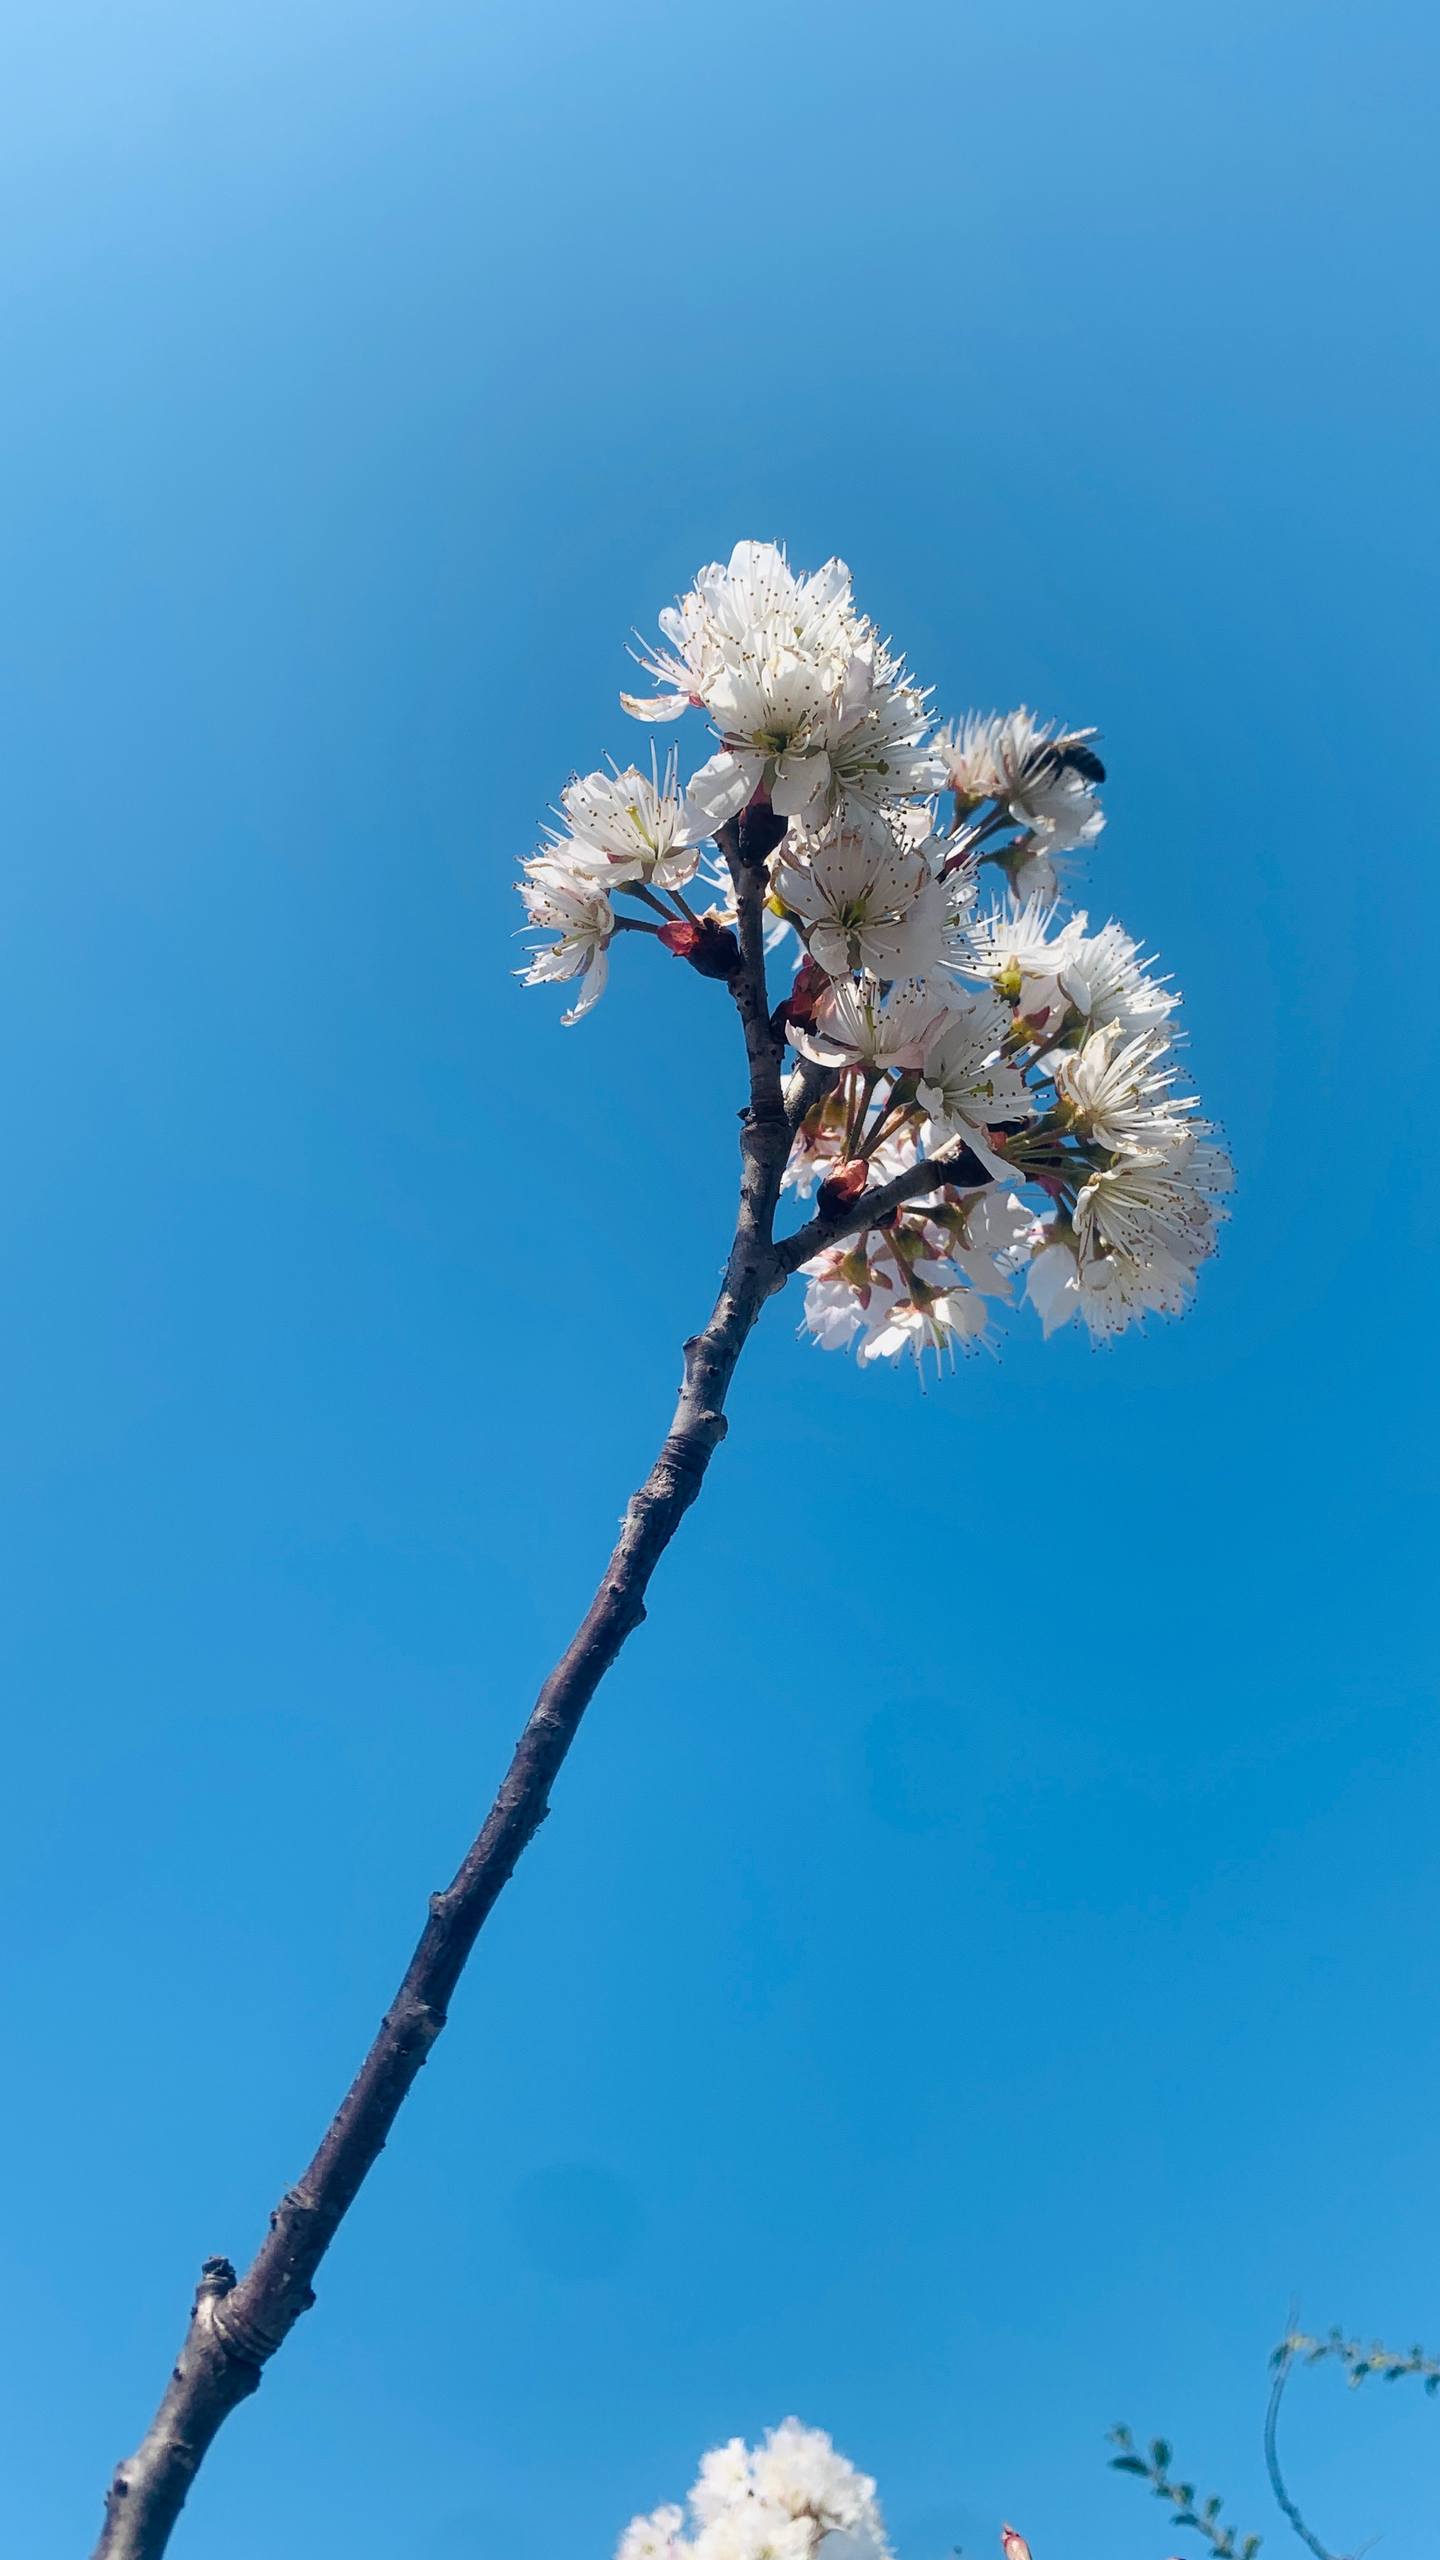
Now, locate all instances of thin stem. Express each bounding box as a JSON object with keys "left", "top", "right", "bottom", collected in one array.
[
  {"left": 1264, "top": 2351, "right": 1342, "bottom": 2560},
  {"left": 92, "top": 818, "right": 794, "bottom": 2560},
  {"left": 617, "top": 879, "right": 675, "bottom": 921}
]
